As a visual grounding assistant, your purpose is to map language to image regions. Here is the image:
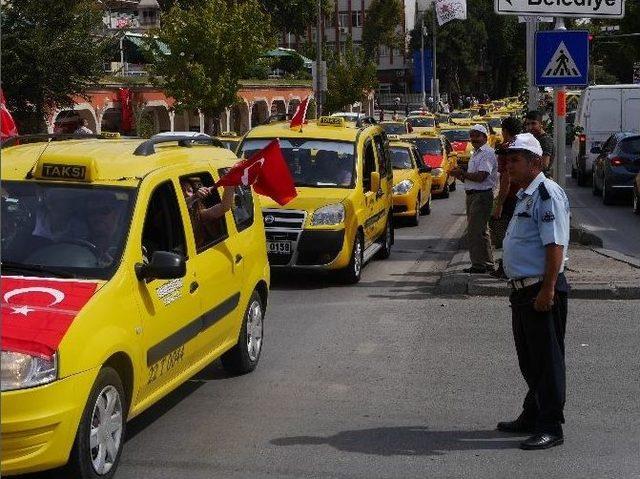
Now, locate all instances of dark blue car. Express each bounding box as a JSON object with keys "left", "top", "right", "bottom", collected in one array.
[{"left": 592, "top": 132, "right": 640, "bottom": 205}]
